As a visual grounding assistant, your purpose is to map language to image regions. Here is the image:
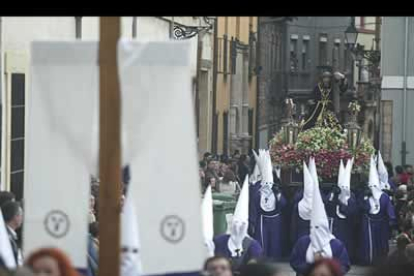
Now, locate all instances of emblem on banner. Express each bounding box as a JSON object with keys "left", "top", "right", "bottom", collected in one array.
[
  {"left": 44, "top": 210, "right": 70, "bottom": 238},
  {"left": 160, "top": 215, "right": 185, "bottom": 244}
]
